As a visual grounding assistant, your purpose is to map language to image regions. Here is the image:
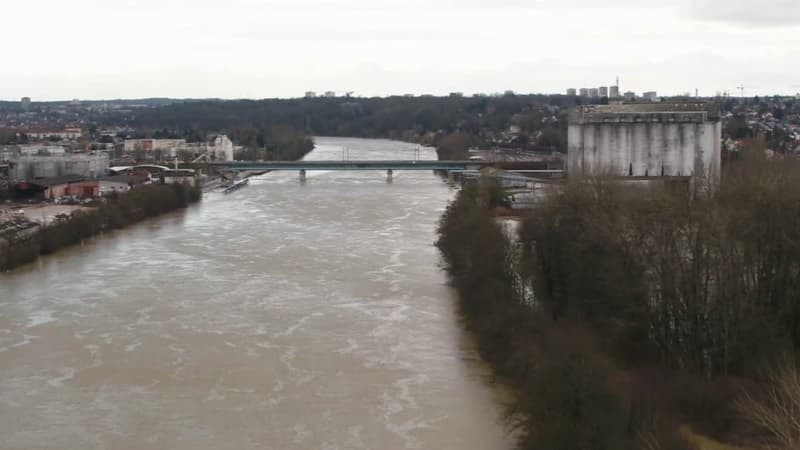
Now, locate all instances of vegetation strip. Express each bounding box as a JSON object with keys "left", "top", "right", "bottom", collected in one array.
[{"left": 0, "top": 183, "right": 201, "bottom": 272}]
